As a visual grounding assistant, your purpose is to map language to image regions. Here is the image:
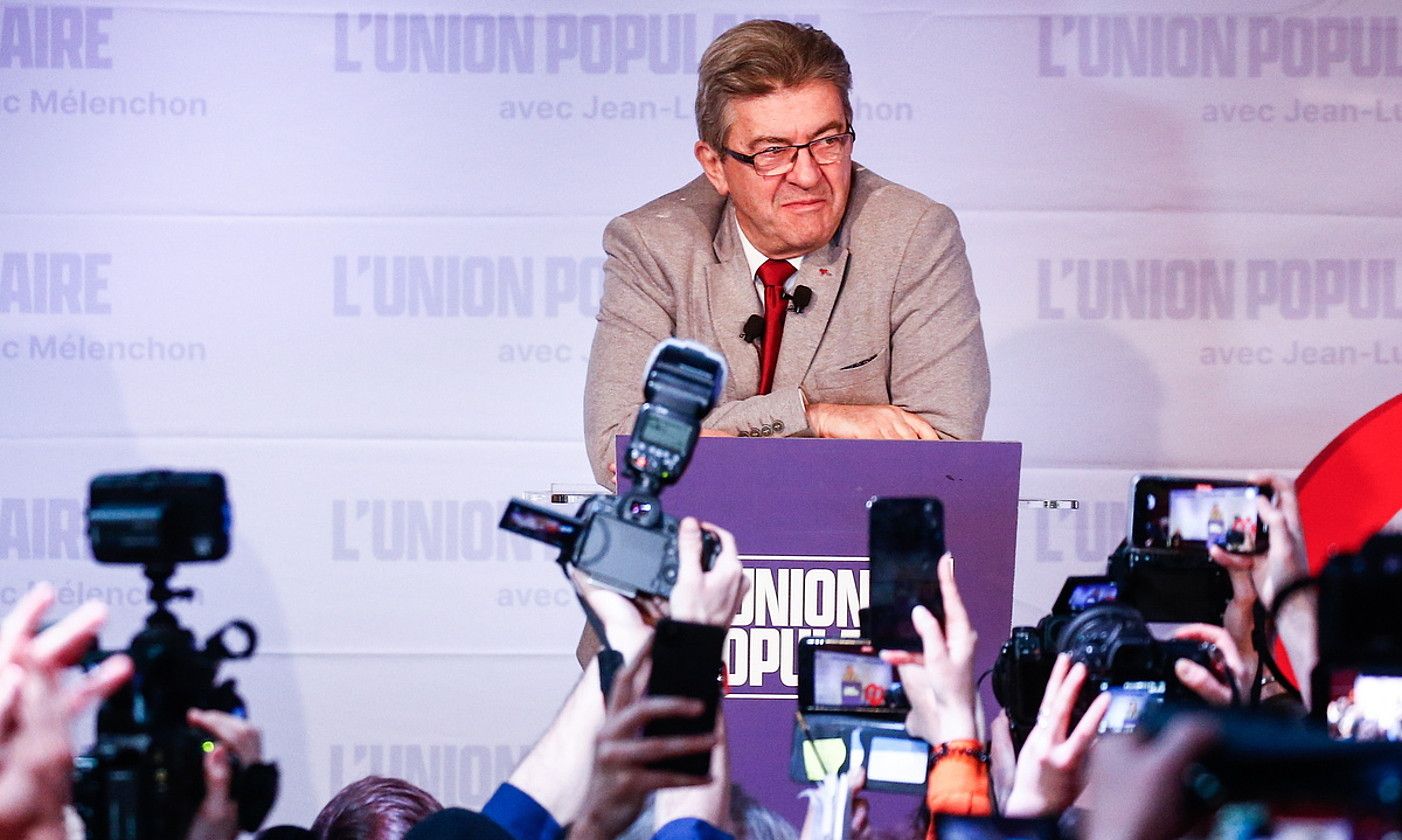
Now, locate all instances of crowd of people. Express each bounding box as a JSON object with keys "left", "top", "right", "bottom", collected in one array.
[{"left": 3, "top": 473, "right": 1383, "bottom": 840}]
